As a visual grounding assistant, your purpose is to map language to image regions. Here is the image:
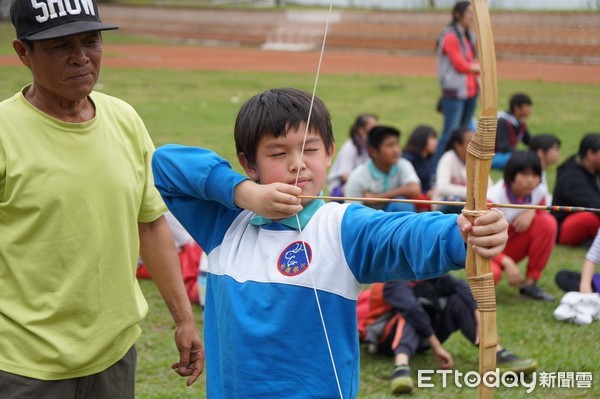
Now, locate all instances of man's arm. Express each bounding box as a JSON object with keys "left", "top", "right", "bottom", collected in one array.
[{"left": 139, "top": 216, "right": 204, "bottom": 386}]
